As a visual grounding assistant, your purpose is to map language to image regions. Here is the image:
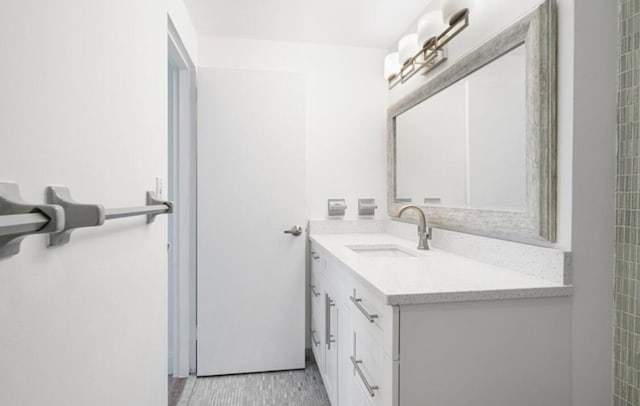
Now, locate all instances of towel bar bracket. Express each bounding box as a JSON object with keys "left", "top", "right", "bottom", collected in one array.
[
  {"left": 46, "top": 186, "right": 106, "bottom": 247},
  {"left": 0, "top": 182, "right": 64, "bottom": 258},
  {"left": 146, "top": 191, "right": 174, "bottom": 224}
]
